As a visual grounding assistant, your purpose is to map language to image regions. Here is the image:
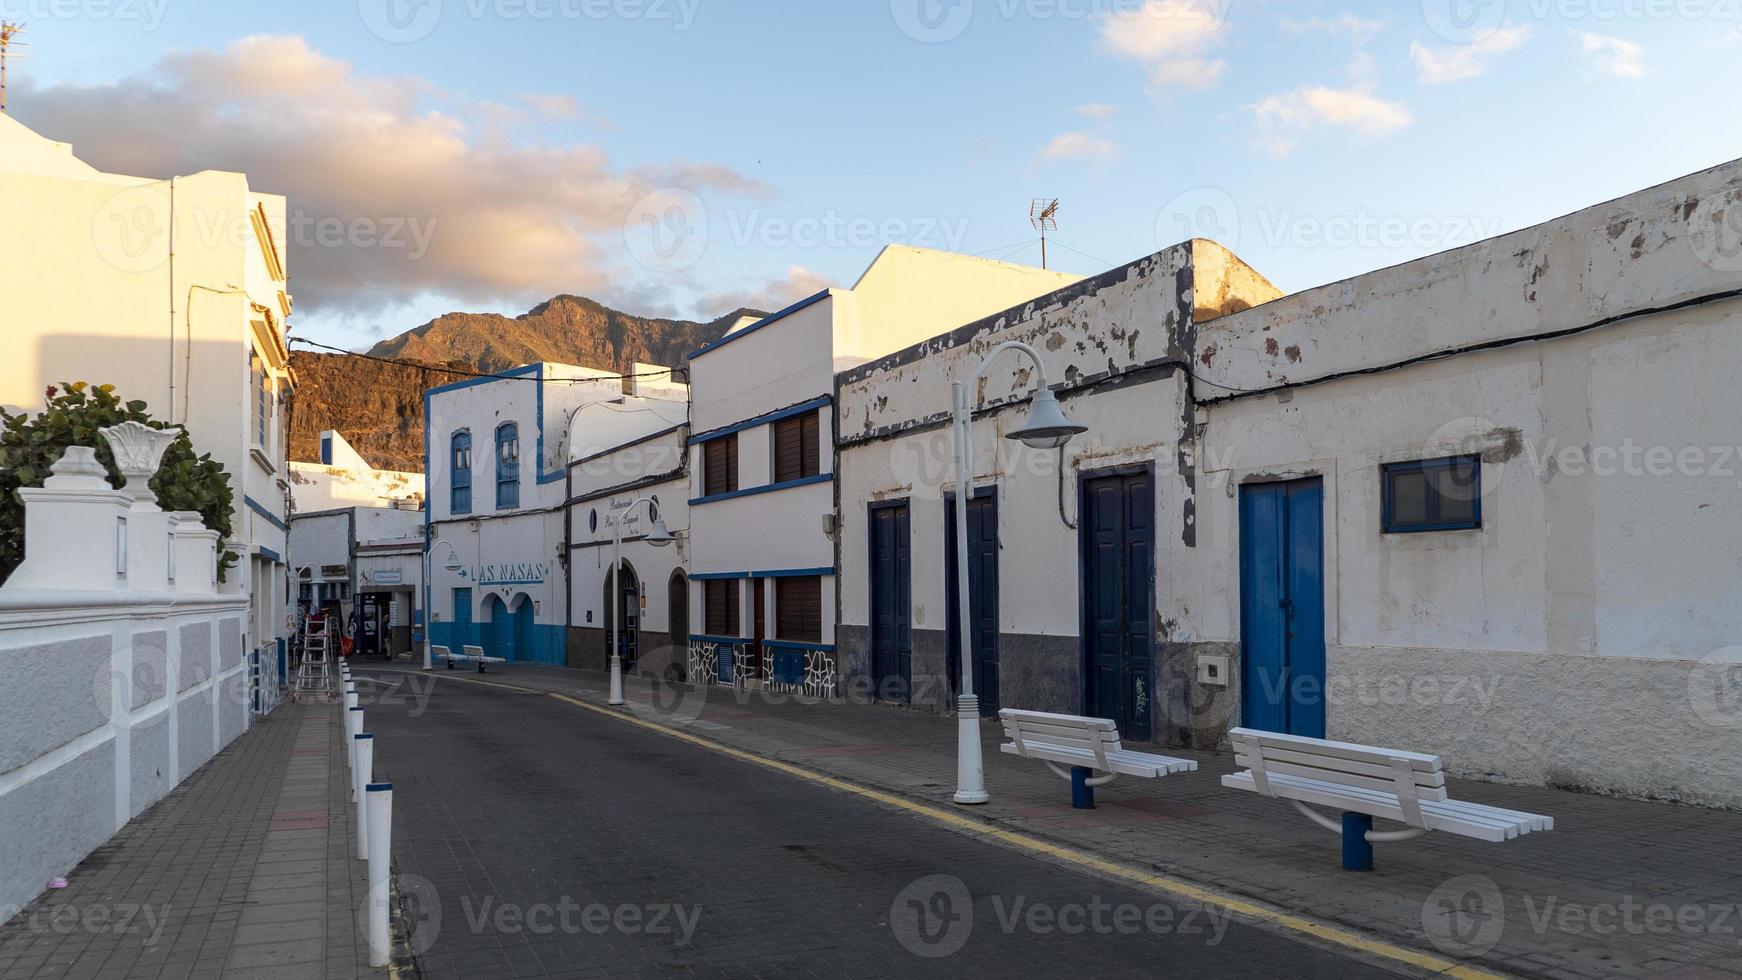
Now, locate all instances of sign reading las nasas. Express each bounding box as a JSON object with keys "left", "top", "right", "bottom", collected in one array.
[{"left": 474, "top": 562, "right": 550, "bottom": 586}]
